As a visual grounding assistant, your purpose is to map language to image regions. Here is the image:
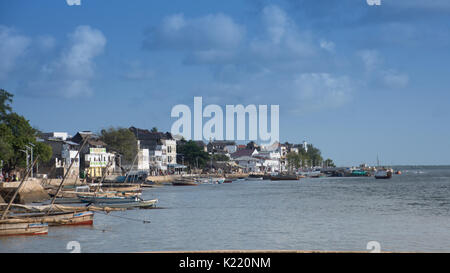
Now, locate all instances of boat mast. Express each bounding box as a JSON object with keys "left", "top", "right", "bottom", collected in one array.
[
  {"left": 46, "top": 135, "right": 90, "bottom": 215},
  {"left": 123, "top": 152, "right": 139, "bottom": 183}
]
